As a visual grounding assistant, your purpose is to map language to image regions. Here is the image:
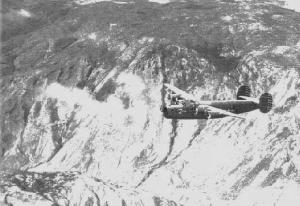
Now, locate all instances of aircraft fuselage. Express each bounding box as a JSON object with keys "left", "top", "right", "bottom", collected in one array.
[{"left": 162, "top": 100, "right": 258, "bottom": 119}]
